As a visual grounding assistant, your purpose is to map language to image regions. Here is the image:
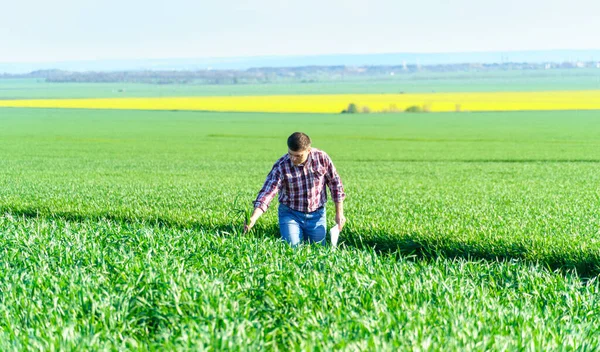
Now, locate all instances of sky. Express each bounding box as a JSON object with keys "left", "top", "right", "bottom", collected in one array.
[{"left": 1, "top": 0, "right": 599, "bottom": 63}]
